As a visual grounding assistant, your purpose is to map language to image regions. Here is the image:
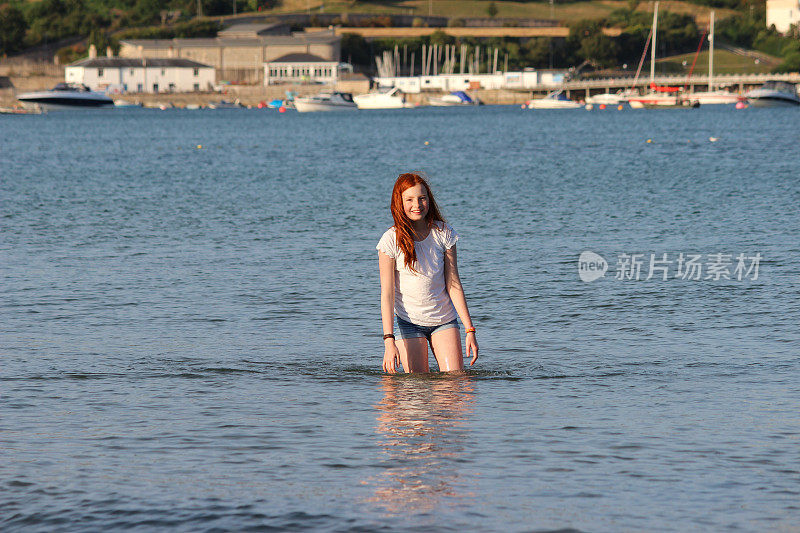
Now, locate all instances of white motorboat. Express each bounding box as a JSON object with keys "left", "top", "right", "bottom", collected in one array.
[
  {"left": 585, "top": 91, "right": 635, "bottom": 105},
  {"left": 526, "top": 90, "right": 582, "bottom": 109},
  {"left": 294, "top": 92, "right": 357, "bottom": 112},
  {"left": 428, "top": 91, "right": 480, "bottom": 106},
  {"left": 353, "top": 87, "right": 407, "bottom": 109},
  {"left": 16, "top": 83, "right": 113, "bottom": 110},
  {"left": 684, "top": 89, "right": 740, "bottom": 105},
  {"left": 746, "top": 80, "right": 800, "bottom": 107}
]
